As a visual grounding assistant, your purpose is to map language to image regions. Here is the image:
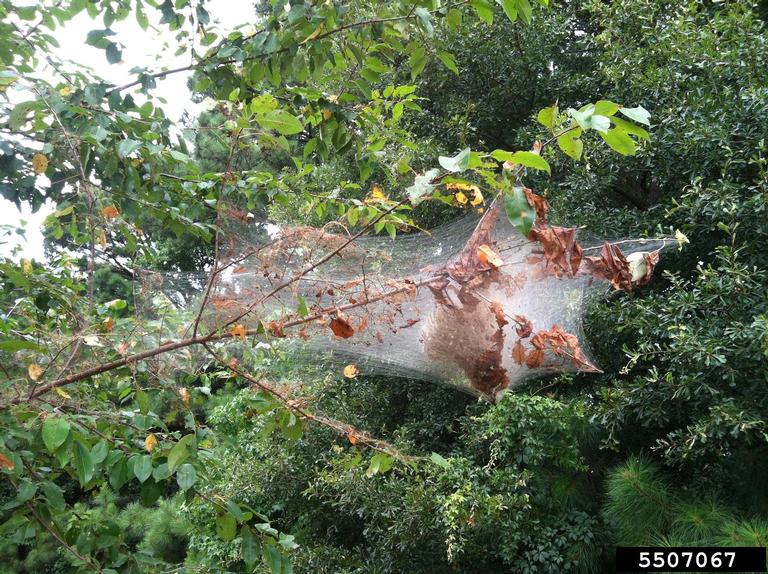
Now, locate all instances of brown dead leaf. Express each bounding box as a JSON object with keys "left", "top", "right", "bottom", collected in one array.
[
  {"left": 525, "top": 348, "right": 545, "bottom": 368},
  {"left": 528, "top": 225, "right": 582, "bottom": 277},
  {"left": 512, "top": 340, "right": 526, "bottom": 365},
  {"left": 266, "top": 321, "right": 285, "bottom": 338},
  {"left": 347, "top": 430, "right": 360, "bottom": 444},
  {"left": 101, "top": 205, "right": 119, "bottom": 219},
  {"left": 582, "top": 242, "right": 633, "bottom": 291},
  {"left": 524, "top": 188, "right": 548, "bottom": 222},
  {"left": 330, "top": 317, "right": 354, "bottom": 339},
  {"left": 514, "top": 315, "right": 533, "bottom": 338},
  {"left": 230, "top": 324, "right": 247, "bottom": 340},
  {"left": 179, "top": 387, "right": 190, "bottom": 407},
  {"left": 490, "top": 302, "right": 508, "bottom": 327}
]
